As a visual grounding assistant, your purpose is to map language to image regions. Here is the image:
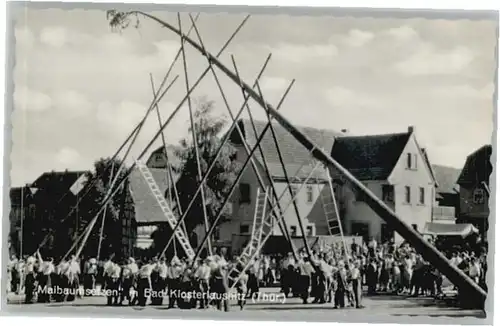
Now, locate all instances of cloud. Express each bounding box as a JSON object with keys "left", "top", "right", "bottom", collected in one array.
[
  {"left": 386, "top": 25, "right": 419, "bottom": 42},
  {"left": 55, "top": 147, "right": 81, "bottom": 165},
  {"left": 15, "top": 26, "right": 35, "bottom": 50},
  {"left": 432, "top": 83, "right": 495, "bottom": 100},
  {"left": 14, "top": 87, "right": 53, "bottom": 112},
  {"left": 324, "top": 86, "right": 385, "bottom": 110},
  {"left": 394, "top": 45, "right": 475, "bottom": 76},
  {"left": 259, "top": 76, "right": 289, "bottom": 92},
  {"left": 40, "top": 26, "right": 68, "bottom": 48},
  {"left": 96, "top": 100, "right": 146, "bottom": 135},
  {"left": 267, "top": 42, "right": 338, "bottom": 63},
  {"left": 53, "top": 90, "right": 93, "bottom": 117},
  {"left": 344, "top": 29, "right": 374, "bottom": 47}
]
